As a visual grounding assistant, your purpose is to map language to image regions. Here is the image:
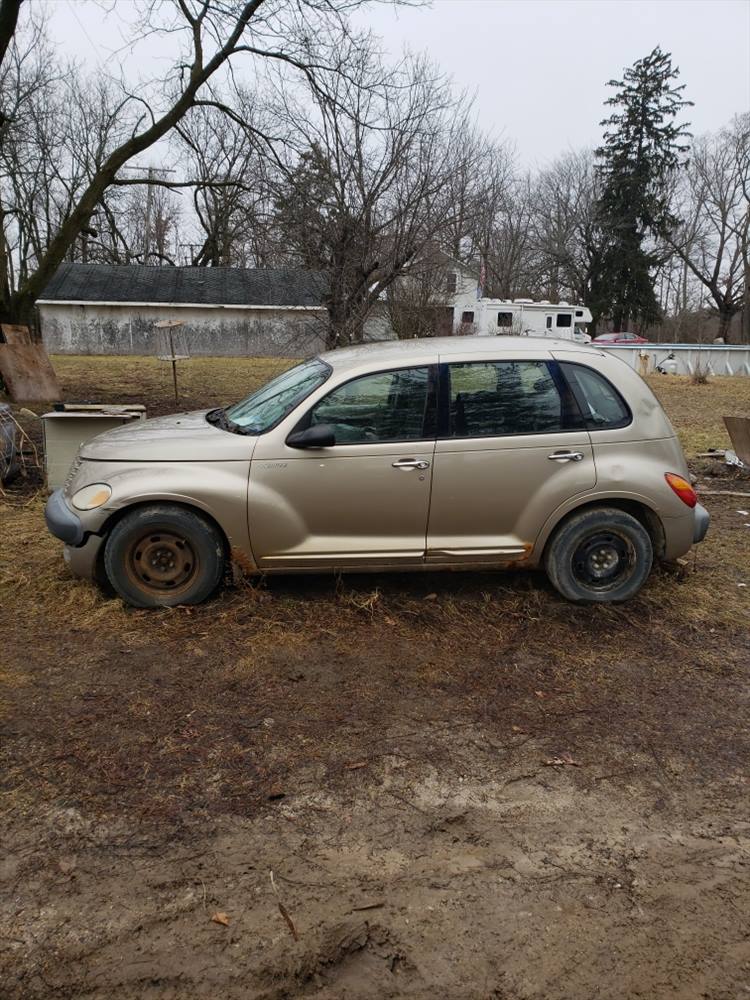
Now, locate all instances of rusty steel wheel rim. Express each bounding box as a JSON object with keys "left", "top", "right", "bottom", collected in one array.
[{"left": 125, "top": 530, "right": 199, "bottom": 596}]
